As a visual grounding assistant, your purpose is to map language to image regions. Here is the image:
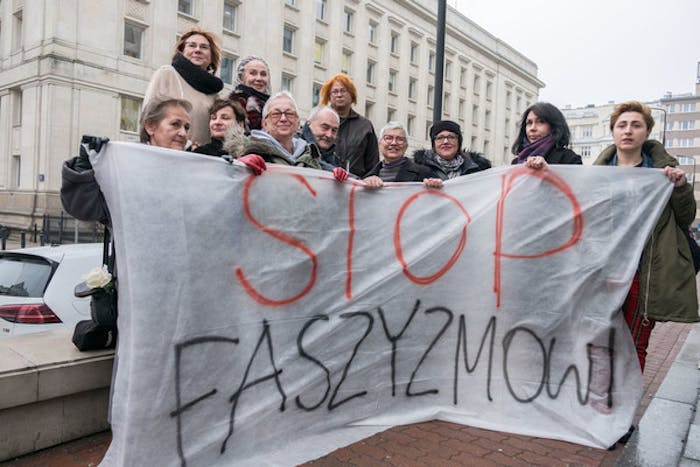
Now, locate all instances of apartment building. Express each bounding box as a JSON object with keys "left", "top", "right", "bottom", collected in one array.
[{"left": 0, "top": 0, "right": 543, "bottom": 227}]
